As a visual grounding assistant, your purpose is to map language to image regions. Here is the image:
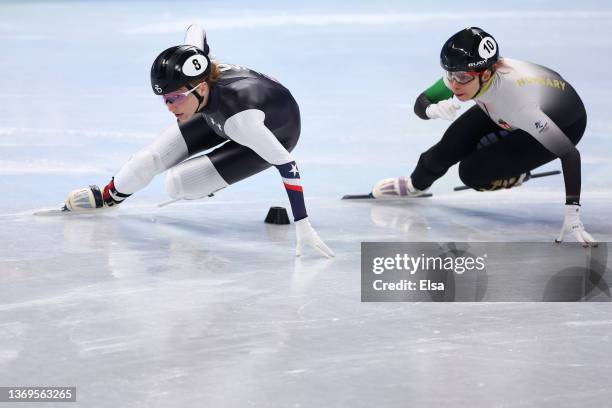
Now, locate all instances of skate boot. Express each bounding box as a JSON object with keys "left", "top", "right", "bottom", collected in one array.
[{"left": 372, "top": 176, "right": 428, "bottom": 199}]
